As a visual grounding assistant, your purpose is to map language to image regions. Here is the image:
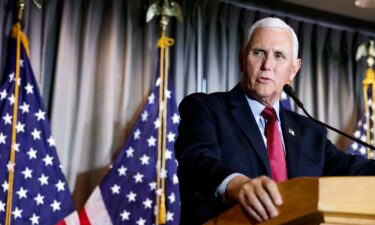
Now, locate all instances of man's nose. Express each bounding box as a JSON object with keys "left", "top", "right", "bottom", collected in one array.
[{"left": 260, "top": 55, "right": 273, "bottom": 70}]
